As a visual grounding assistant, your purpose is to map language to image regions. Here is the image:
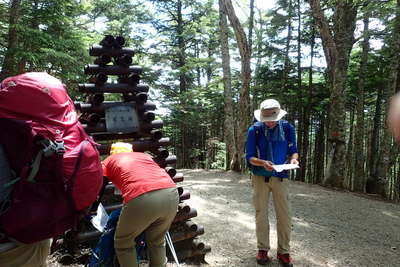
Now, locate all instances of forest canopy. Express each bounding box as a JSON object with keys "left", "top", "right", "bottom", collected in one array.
[{"left": 0, "top": 0, "right": 399, "bottom": 201}]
